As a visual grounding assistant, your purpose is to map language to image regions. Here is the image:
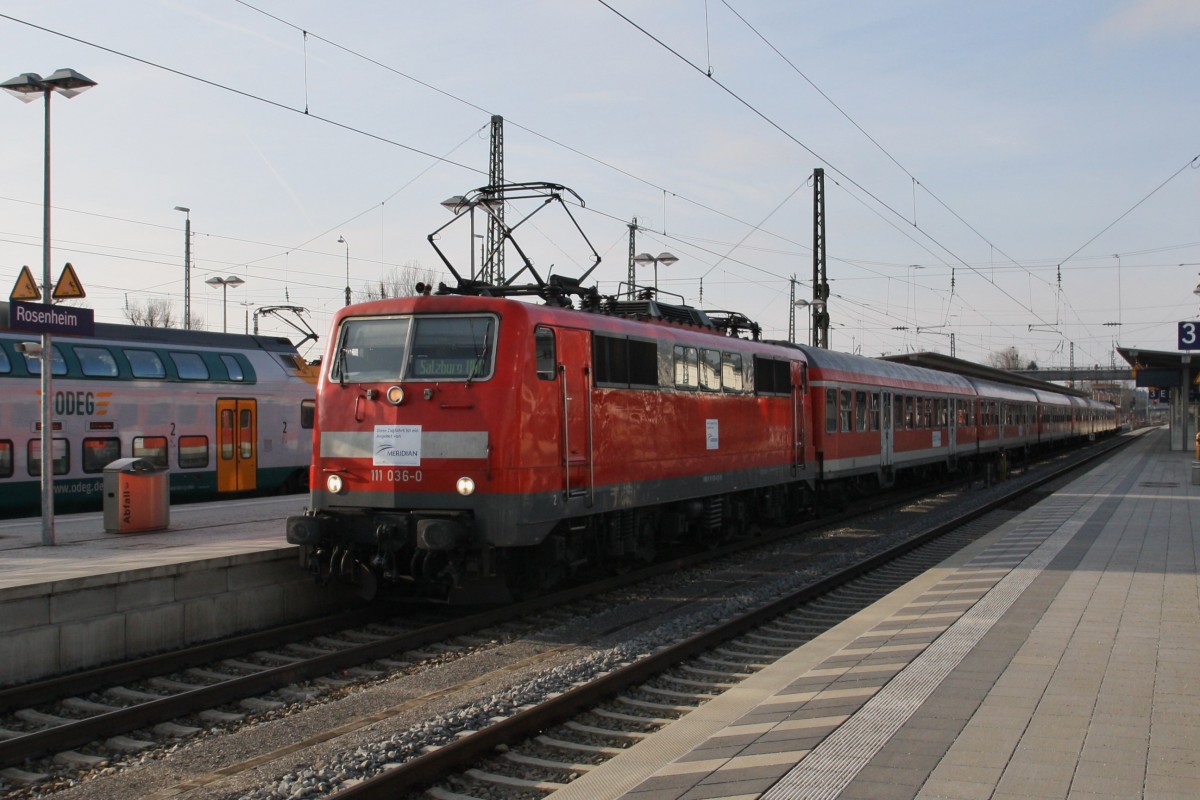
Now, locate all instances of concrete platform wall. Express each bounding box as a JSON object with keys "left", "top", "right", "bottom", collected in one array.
[{"left": 0, "top": 549, "right": 356, "bottom": 686}]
